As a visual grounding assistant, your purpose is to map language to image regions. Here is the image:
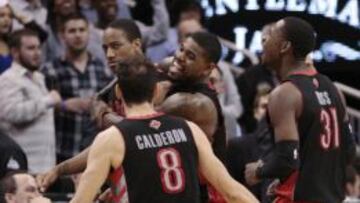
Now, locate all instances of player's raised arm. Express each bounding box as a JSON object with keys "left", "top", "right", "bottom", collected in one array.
[
  {"left": 187, "top": 121, "right": 259, "bottom": 203},
  {"left": 70, "top": 126, "right": 124, "bottom": 203}
]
